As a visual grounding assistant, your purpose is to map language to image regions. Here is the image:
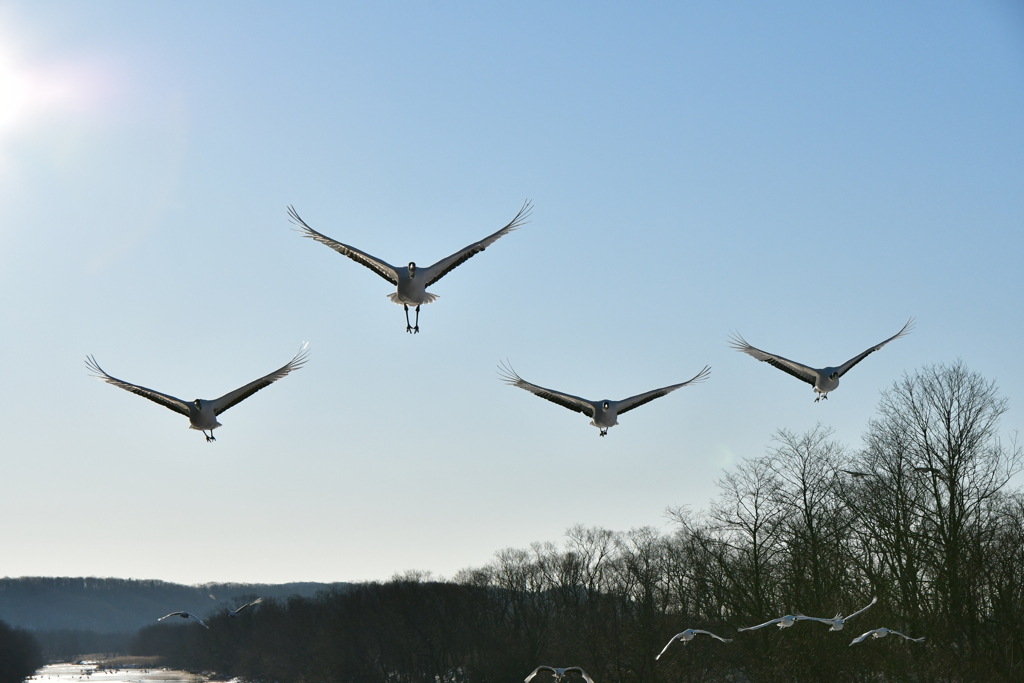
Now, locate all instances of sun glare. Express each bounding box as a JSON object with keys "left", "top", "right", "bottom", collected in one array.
[{"left": 0, "top": 21, "right": 105, "bottom": 157}]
